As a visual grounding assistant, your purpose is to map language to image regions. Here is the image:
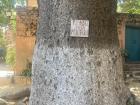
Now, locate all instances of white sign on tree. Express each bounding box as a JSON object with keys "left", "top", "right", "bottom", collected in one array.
[{"left": 70, "top": 20, "right": 89, "bottom": 37}]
